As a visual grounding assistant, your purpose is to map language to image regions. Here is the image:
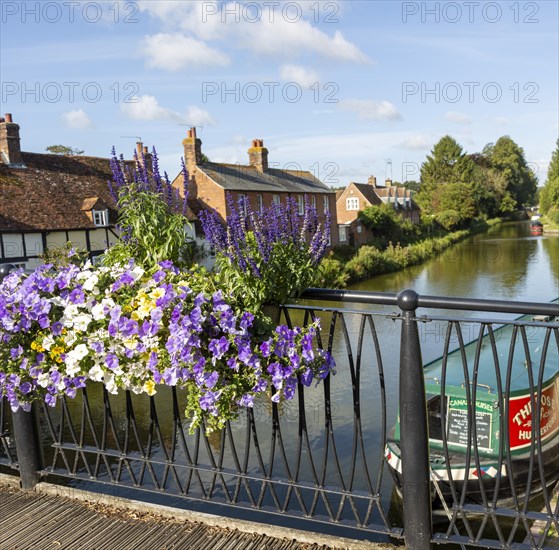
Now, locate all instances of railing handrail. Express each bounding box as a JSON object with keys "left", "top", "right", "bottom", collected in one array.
[{"left": 302, "top": 288, "right": 559, "bottom": 317}]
